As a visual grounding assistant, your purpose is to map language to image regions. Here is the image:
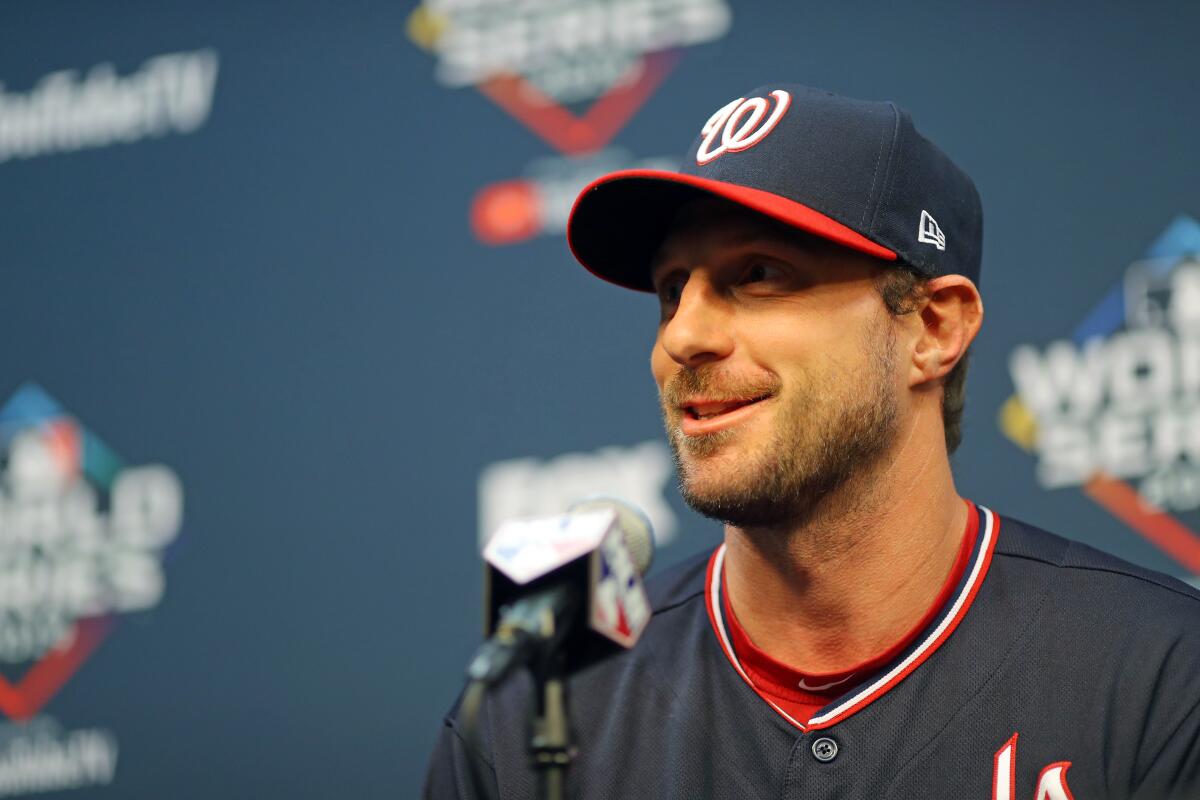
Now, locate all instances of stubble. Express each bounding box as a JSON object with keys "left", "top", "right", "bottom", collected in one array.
[{"left": 662, "top": 321, "right": 900, "bottom": 530}]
